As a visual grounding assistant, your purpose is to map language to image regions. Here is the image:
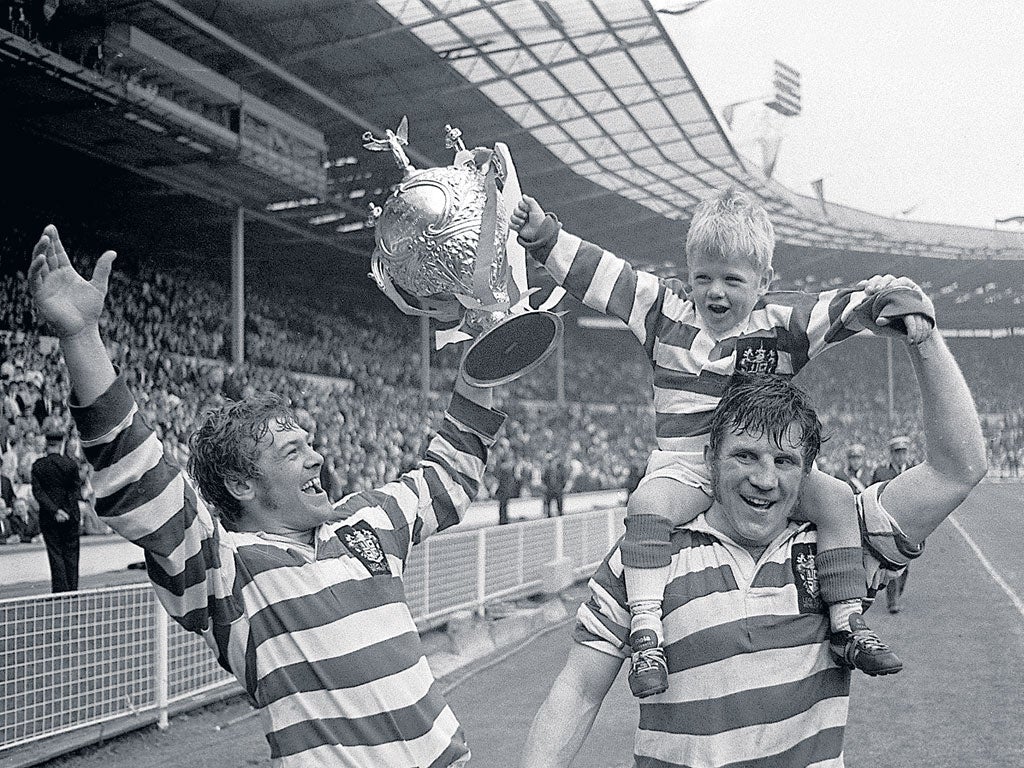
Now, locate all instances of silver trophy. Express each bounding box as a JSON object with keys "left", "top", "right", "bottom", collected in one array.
[{"left": 363, "top": 118, "right": 562, "bottom": 386}]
